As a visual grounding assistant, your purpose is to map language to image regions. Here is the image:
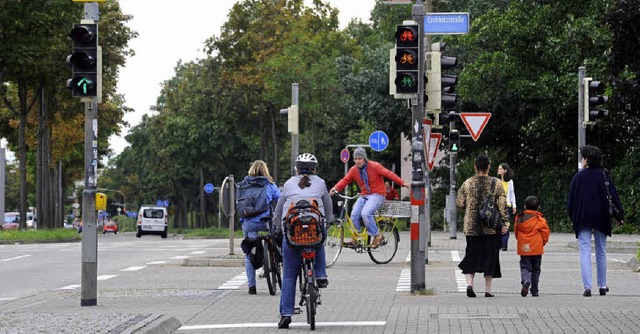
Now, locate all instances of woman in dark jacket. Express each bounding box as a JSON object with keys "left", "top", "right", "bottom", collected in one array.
[{"left": 568, "top": 145, "right": 624, "bottom": 297}]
